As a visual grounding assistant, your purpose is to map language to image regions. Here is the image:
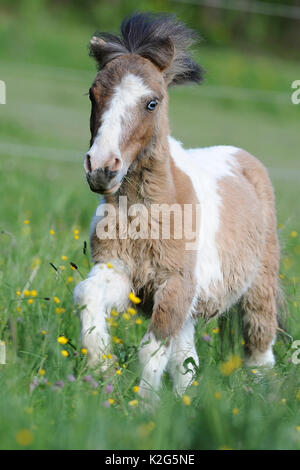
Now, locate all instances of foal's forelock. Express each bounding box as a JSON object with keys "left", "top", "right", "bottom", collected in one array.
[{"left": 86, "top": 72, "right": 154, "bottom": 174}]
